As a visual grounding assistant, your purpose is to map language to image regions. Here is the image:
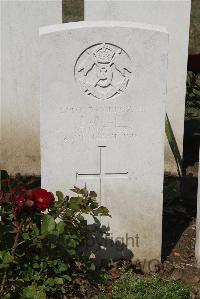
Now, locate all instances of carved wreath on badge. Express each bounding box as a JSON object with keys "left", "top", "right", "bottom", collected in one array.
[{"left": 74, "top": 43, "right": 133, "bottom": 100}]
